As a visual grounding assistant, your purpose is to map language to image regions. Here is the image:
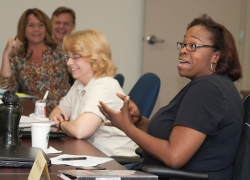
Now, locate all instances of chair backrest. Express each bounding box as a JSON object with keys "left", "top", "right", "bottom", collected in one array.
[
  {"left": 128, "top": 72, "right": 160, "bottom": 118},
  {"left": 232, "top": 94, "right": 250, "bottom": 180},
  {"left": 243, "top": 94, "right": 250, "bottom": 117},
  {"left": 114, "top": 74, "right": 125, "bottom": 88}
]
